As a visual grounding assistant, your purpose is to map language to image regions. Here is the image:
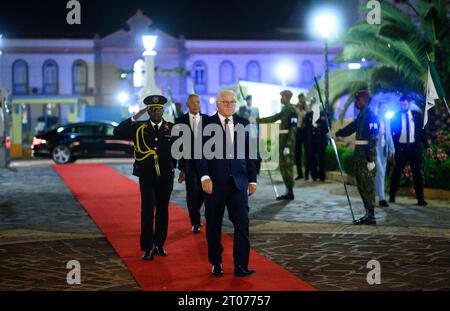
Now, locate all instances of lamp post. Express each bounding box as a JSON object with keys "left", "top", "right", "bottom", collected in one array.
[
  {"left": 314, "top": 13, "right": 337, "bottom": 115},
  {"left": 139, "top": 34, "right": 162, "bottom": 103}
]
